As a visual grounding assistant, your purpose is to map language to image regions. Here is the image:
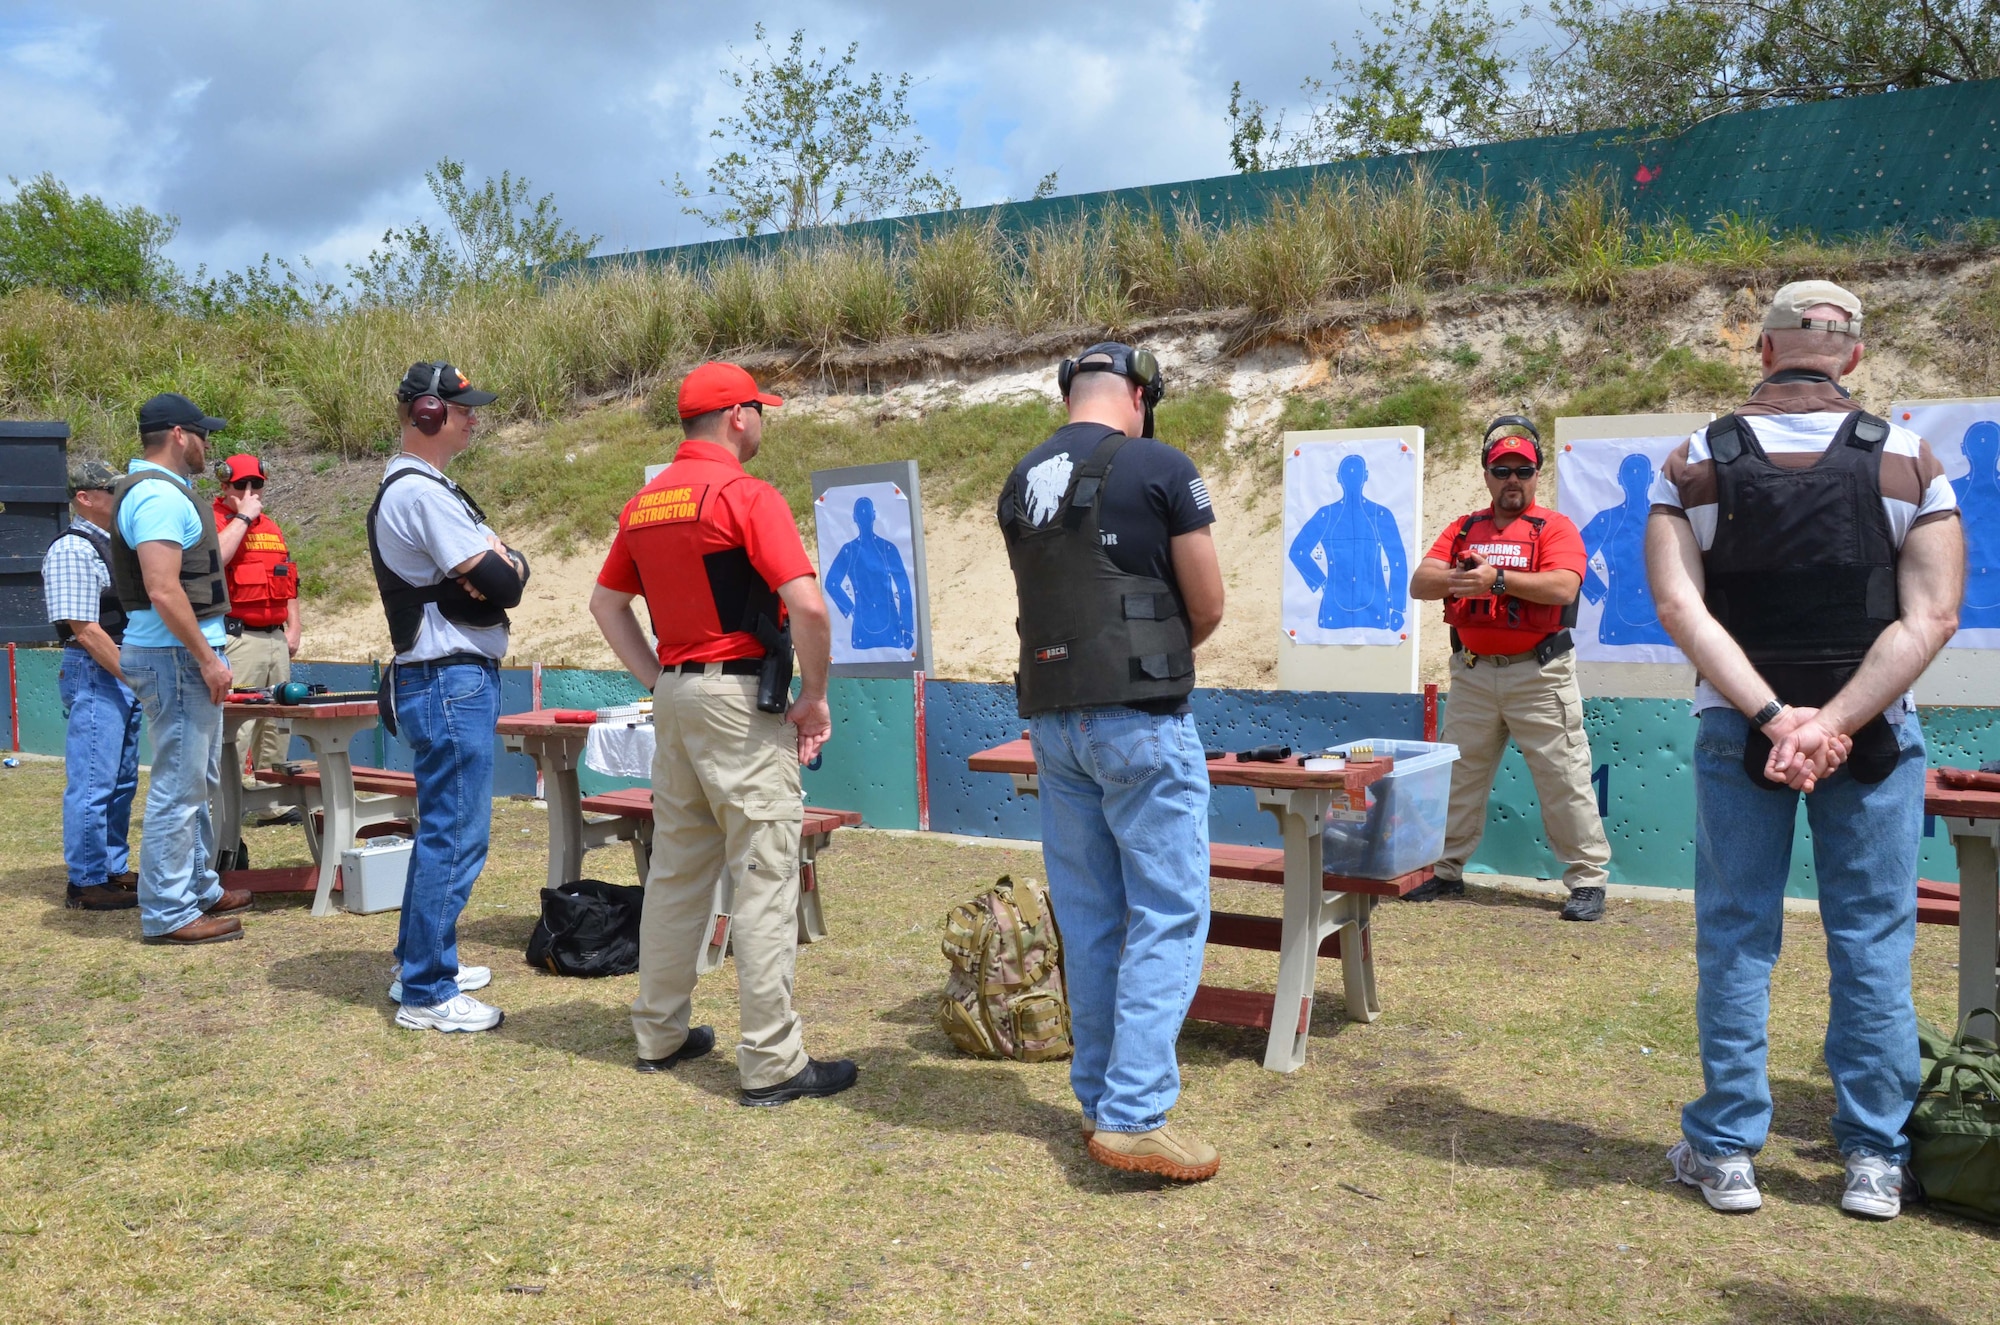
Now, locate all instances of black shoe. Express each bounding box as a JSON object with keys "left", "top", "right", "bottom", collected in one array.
[
  {"left": 1561, "top": 886, "right": 1606, "bottom": 922},
  {"left": 66, "top": 883, "right": 138, "bottom": 911},
  {"left": 256, "top": 807, "right": 304, "bottom": 828},
  {"left": 635, "top": 1026, "right": 715, "bottom": 1072},
  {"left": 1401, "top": 875, "right": 1466, "bottom": 903},
  {"left": 739, "top": 1057, "right": 858, "bottom": 1107}
]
